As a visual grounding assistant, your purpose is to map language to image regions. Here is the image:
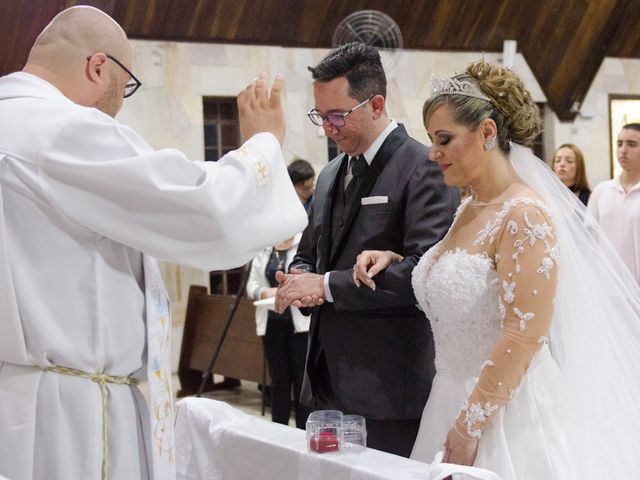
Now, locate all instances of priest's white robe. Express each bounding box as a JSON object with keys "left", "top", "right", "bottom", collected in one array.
[{"left": 0, "top": 72, "right": 307, "bottom": 480}]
